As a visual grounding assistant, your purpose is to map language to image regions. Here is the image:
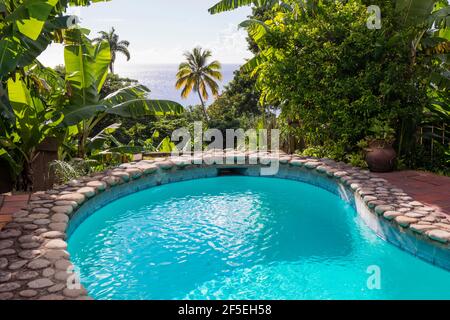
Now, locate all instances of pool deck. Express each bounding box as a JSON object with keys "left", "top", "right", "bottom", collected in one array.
[
  {"left": 0, "top": 194, "right": 30, "bottom": 231},
  {"left": 375, "top": 171, "right": 450, "bottom": 217}
]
